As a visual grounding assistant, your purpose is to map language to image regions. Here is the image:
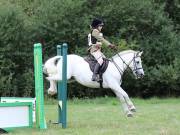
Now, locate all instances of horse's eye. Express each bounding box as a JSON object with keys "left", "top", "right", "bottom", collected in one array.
[{"left": 136, "top": 61, "right": 139, "bottom": 64}]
